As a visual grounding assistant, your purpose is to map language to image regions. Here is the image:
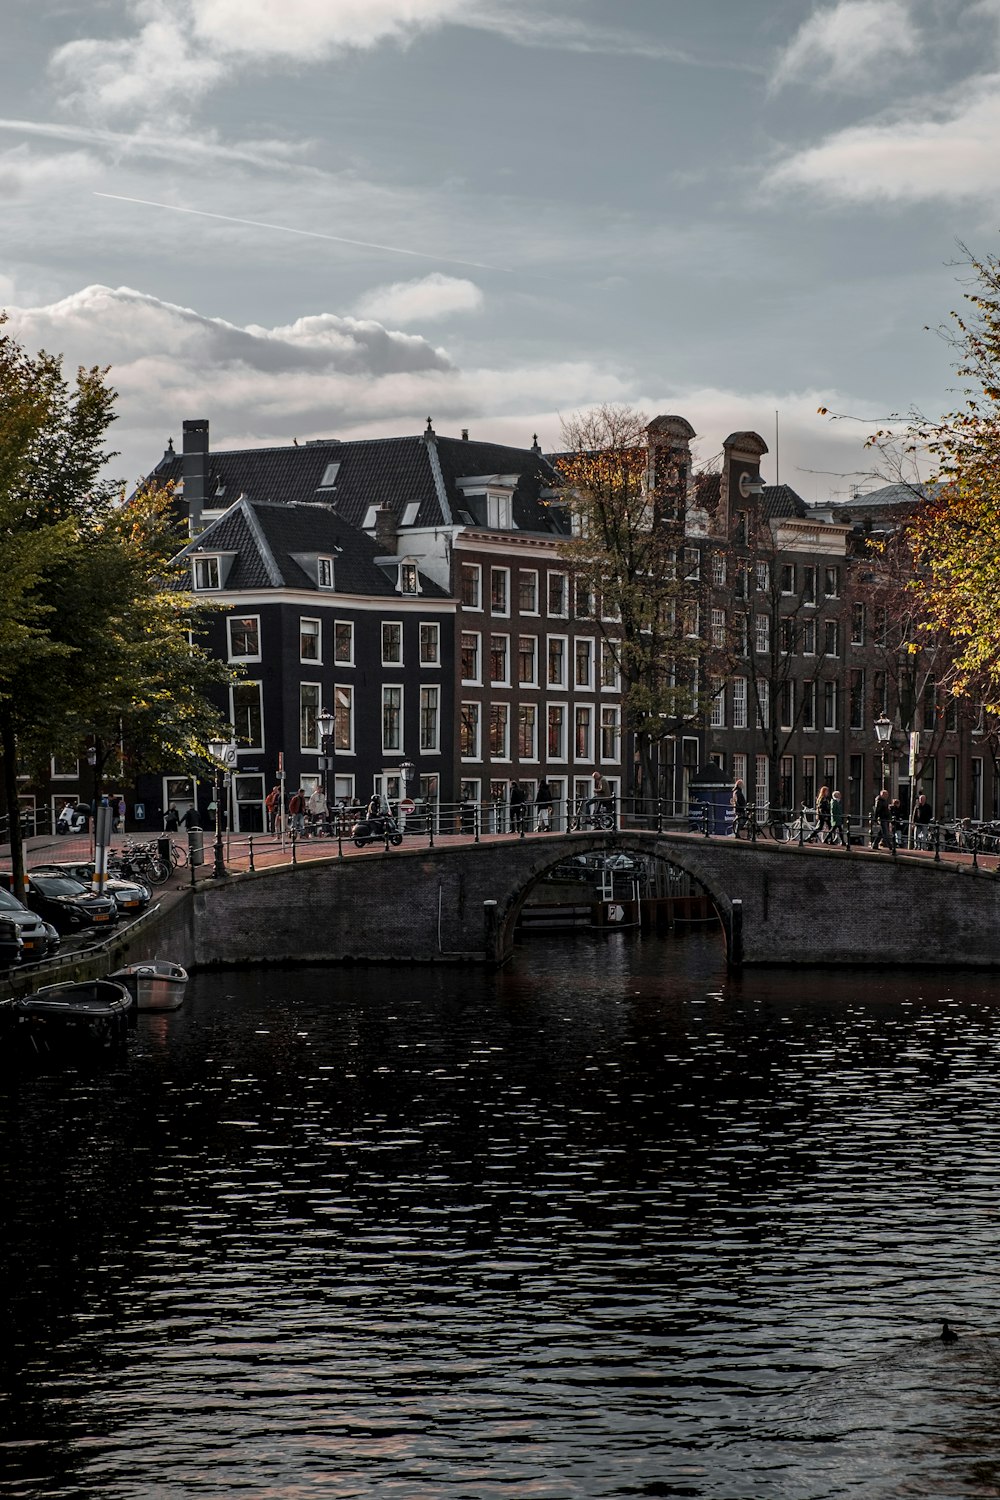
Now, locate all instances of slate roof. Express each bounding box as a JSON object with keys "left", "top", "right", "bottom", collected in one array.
[
  {"left": 761, "top": 484, "right": 809, "bottom": 520},
  {"left": 176, "top": 498, "right": 449, "bottom": 598},
  {"left": 153, "top": 426, "right": 566, "bottom": 535}
]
